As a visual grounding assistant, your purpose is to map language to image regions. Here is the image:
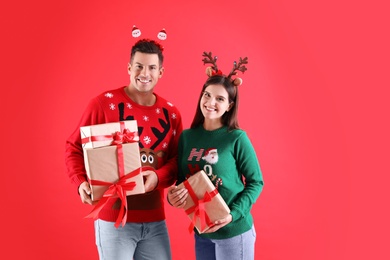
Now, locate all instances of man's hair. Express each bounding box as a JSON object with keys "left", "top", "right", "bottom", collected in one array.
[{"left": 130, "top": 39, "right": 164, "bottom": 66}]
